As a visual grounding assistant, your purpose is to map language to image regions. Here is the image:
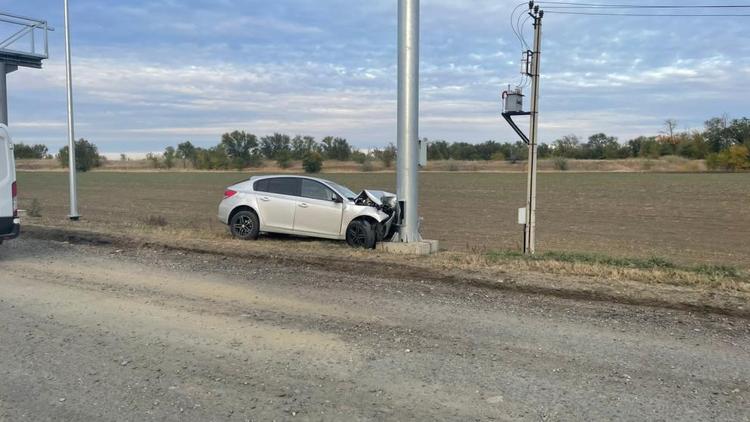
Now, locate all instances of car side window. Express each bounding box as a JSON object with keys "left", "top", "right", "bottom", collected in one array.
[
  {"left": 266, "top": 178, "right": 300, "bottom": 196},
  {"left": 301, "top": 180, "right": 337, "bottom": 202},
  {"left": 253, "top": 179, "right": 269, "bottom": 192}
]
